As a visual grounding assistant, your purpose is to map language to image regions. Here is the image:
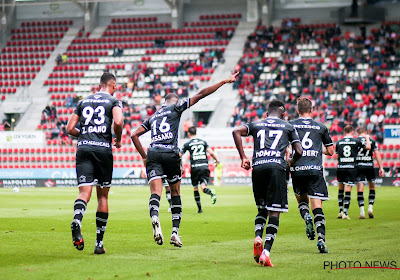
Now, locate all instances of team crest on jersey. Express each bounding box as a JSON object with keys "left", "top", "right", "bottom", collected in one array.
[
  {"left": 79, "top": 175, "right": 86, "bottom": 183},
  {"left": 266, "top": 119, "right": 275, "bottom": 124}
]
